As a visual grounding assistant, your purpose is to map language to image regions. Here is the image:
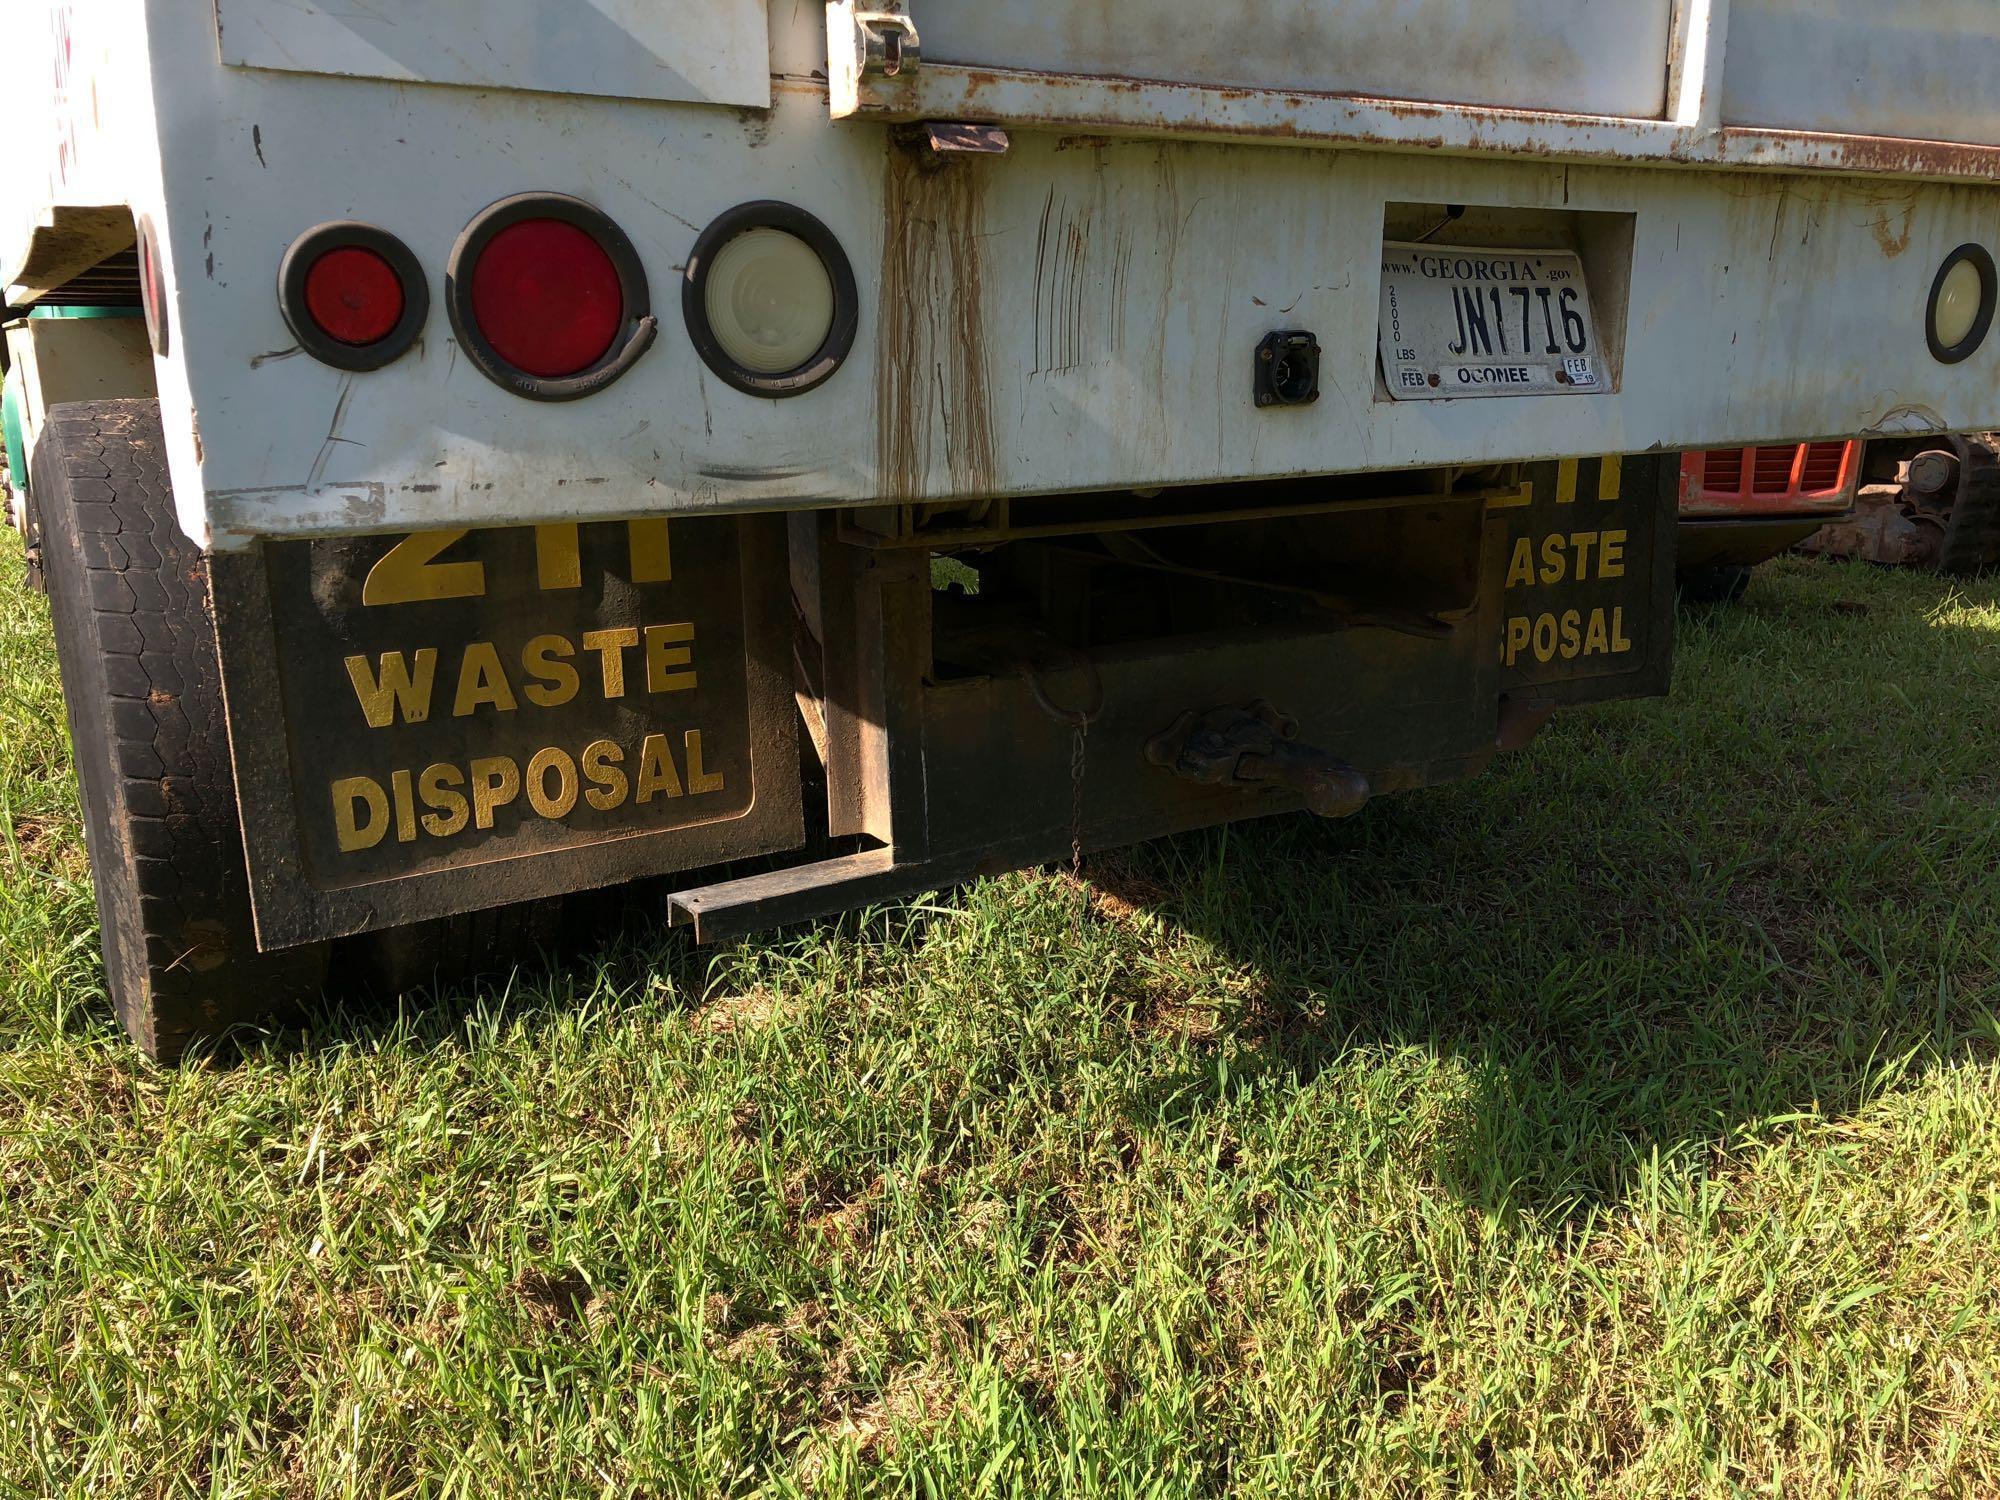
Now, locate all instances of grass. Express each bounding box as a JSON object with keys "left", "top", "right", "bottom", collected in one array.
[{"left": 5, "top": 542, "right": 2000, "bottom": 1497}]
